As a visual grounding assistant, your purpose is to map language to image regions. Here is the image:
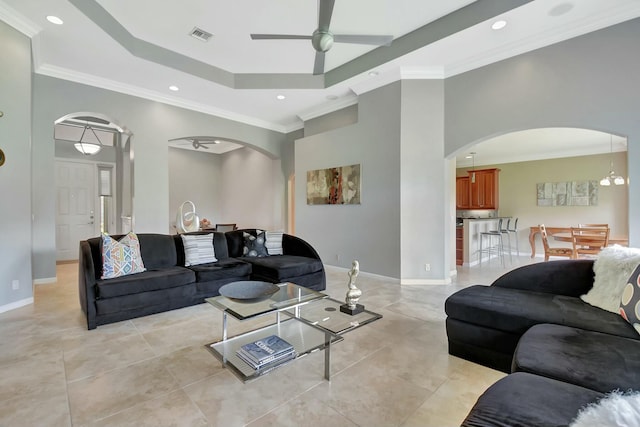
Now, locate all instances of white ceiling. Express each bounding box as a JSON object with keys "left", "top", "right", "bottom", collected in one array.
[{"left": 2, "top": 0, "right": 639, "bottom": 159}]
